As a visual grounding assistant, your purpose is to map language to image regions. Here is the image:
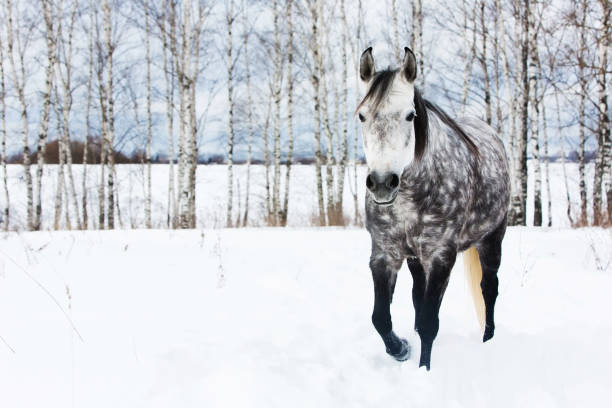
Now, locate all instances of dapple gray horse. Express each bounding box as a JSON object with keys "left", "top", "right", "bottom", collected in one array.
[{"left": 357, "top": 47, "right": 510, "bottom": 370}]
